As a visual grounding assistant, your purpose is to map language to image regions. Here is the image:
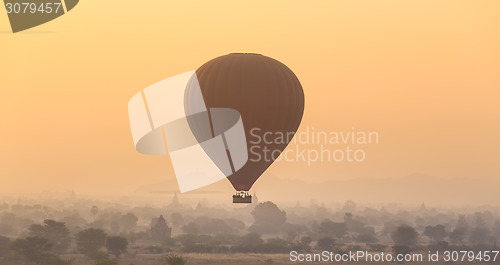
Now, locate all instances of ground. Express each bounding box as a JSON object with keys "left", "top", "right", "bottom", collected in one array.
[{"left": 61, "top": 253, "right": 497, "bottom": 265}]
